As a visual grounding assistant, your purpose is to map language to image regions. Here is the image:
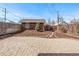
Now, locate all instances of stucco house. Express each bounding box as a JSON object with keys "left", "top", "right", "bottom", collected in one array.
[{"left": 20, "top": 19, "right": 45, "bottom": 31}]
